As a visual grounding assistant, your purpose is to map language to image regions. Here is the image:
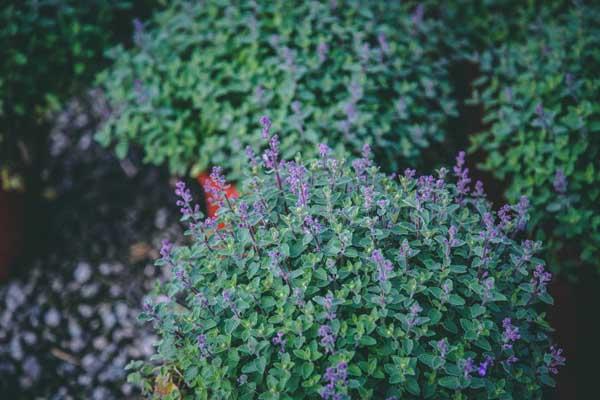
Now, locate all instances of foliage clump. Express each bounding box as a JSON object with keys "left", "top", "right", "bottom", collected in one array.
[
  {"left": 0, "top": 0, "right": 154, "bottom": 190},
  {"left": 96, "top": 0, "right": 456, "bottom": 179},
  {"left": 470, "top": 3, "right": 600, "bottom": 276},
  {"left": 130, "top": 119, "right": 563, "bottom": 399}
]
